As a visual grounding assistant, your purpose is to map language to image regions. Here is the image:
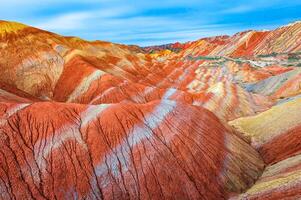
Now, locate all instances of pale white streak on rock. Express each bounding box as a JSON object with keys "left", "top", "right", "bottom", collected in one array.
[
  {"left": 217, "top": 82, "right": 233, "bottom": 120},
  {"left": 81, "top": 104, "right": 110, "bottom": 127},
  {"left": 90, "top": 87, "right": 116, "bottom": 104},
  {"left": 129, "top": 61, "right": 194, "bottom": 103},
  {"left": 6, "top": 103, "right": 31, "bottom": 117},
  {"left": 64, "top": 187, "right": 80, "bottom": 200},
  {"left": 177, "top": 62, "right": 195, "bottom": 84},
  {"left": 187, "top": 80, "right": 200, "bottom": 93},
  {"left": 35, "top": 125, "right": 86, "bottom": 173},
  {"left": 188, "top": 69, "right": 203, "bottom": 92},
  {"left": 34, "top": 104, "right": 110, "bottom": 173},
  {"left": 208, "top": 68, "right": 219, "bottom": 86},
  {"left": 203, "top": 82, "right": 226, "bottom": 114},
  {"left": 67, "top": 70, "right": 104, "bottom": 103},
  {"left": 196, "top": 68, "right": 210, "bottom": 91},
  {"left": 0, "top": 103, "right": 31, "bottom": 126},
  {"left": 129, "top": 64, "right": 182, "bottom": 103},
  {"left": 89, "top": 81, "right": 128, "bottom": 104},
  {"left": 130, "top": 86, "right": 155, "bottom": 103},
  {"left": 156, "top": 63, "right": 181, "bottom": 88},
  {"left": 93, "top": 100, "right": 177, "bottom": 188},
  {"left": 161, "top": 64, "right": 195, "bottom": 100},
  {"left": 162, "top": 88, "right": 177, "bottom": 100},
  {"left": 218, "top": 31, "right": 253, "bottom": 56},
  {"left": 192, "top": 101, "right": 204, "bottom": 107}
]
